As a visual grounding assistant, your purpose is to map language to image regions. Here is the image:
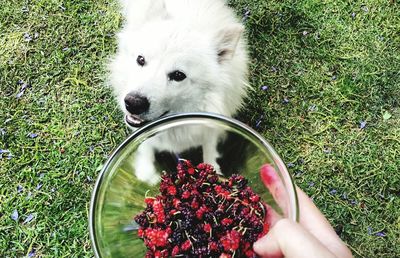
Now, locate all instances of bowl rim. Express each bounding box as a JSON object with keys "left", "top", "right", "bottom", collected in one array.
[{"left": 89, "top": 112, "right": 299, "bottom": 257}]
